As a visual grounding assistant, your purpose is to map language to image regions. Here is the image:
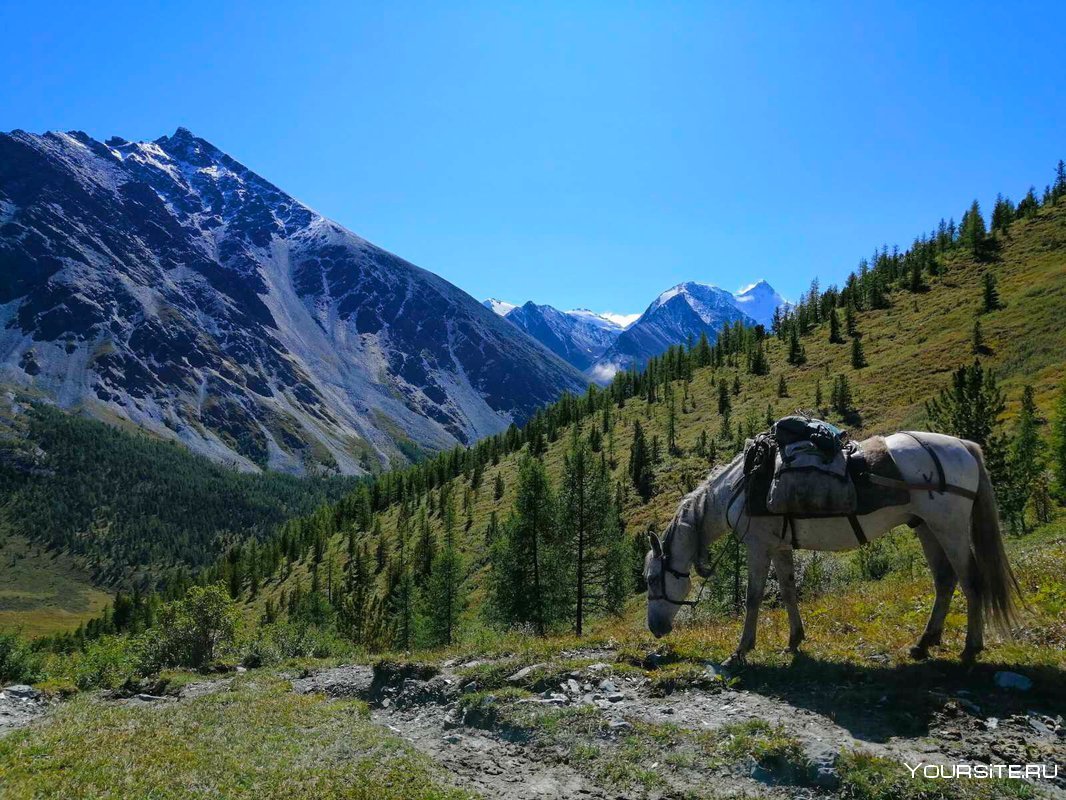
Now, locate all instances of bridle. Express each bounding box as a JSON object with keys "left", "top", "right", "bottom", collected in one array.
[
  {"left": 648, "top": 461, "right": 746, "bottom": 608},
  {"left": 648, "top": 545, "right": 698, "bottom": 607}
]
